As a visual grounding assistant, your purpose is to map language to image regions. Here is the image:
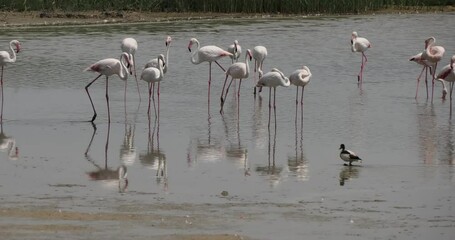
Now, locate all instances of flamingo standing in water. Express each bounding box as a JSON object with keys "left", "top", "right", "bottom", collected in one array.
[
  {"left": 220, "top": 49, "right": 253, "bottom": 114},
  {"left": 289, "top": 65, "right": 312, "bottom": 105},
  {"left": 141, "top": 55, "right": 165, "bottom": 117},
  {"left": 121, "top": 37, "right": 141, "bottom": 100},
  {"left": 84, "top": 52, "right": 132, "bottom": 122},
  {"left": 421, "top": 36, "right": 445, "bottom": 103},
  {"left": 351, "top": 31, "right": 371, "bottom": 85},
  {"left": 410, "top": 52, "right": 435, "bottom": 99},
  {"left": 0, "top": 40, "right": 21, "bottom": 121},
  {"left": 144, "top": 36, "right": 172, "bottom": 114},
  {"left": 252, "top": 46, "right": 268, "bottom": 95},
  {"left": 227, "top": 40, "right": 242, "bottom": 63},
  {"left": 436, "top": 55, "right": 455, "bottom": 115},
  {"left": 256, "top": 68, "right": 290, "bottom": 129},
  {"left": 188, "top": 38, "right": 233, "bottom": 103}
]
